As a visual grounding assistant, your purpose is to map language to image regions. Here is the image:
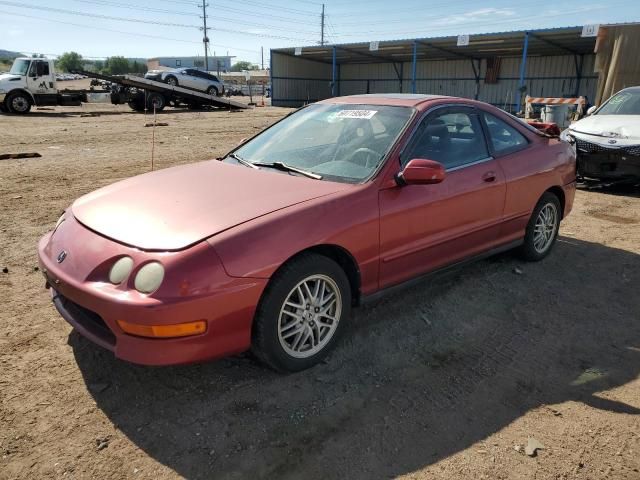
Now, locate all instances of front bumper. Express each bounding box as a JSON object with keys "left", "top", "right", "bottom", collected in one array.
[
  {"left": 38, "top": 216, "right": 267, "bottom": 366},
  {"left": 575, "top": 138, "right": 640, "bottom": 180}
]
